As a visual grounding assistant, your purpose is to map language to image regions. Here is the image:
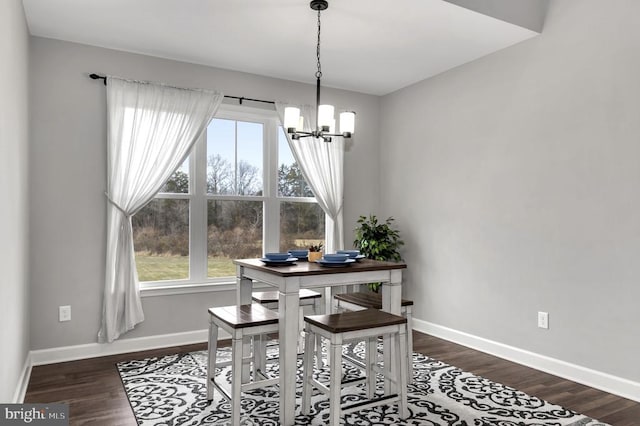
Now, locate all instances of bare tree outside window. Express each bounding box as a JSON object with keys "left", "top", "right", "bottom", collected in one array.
[
  {"left": 237, "top": 160, "right": 260, "bottom": 196},
  {"left": 207, "top": 154, "right": 232, "bottom": 194}
]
